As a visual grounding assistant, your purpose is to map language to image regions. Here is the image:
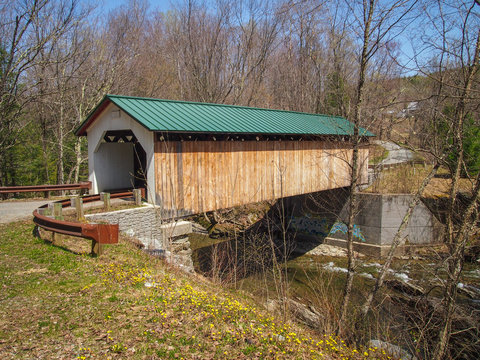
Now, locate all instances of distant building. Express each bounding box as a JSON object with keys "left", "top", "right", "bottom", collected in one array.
[{"left": 397, "top": 101, "right": 419, "bottom": 118}]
